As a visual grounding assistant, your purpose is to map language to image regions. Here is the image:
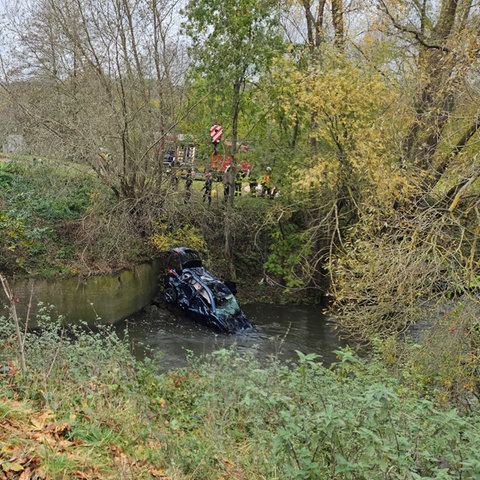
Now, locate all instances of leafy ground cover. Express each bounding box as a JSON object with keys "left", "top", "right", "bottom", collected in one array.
[
  {"left": 0, "top": 157, "right": 158, "bottom": 277},
  {"left": 1, "top": 311, "right": 479, "bottom": 480}
]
